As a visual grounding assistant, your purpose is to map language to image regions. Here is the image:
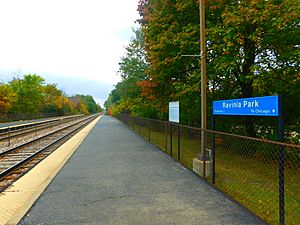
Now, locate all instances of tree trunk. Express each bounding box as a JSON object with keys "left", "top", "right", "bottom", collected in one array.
[{"left": 239, "top": 27, "right": 257, "bottom": 137}]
